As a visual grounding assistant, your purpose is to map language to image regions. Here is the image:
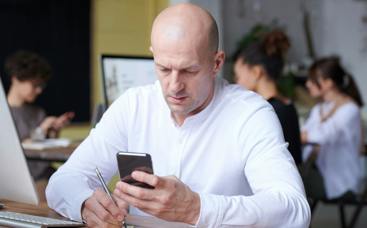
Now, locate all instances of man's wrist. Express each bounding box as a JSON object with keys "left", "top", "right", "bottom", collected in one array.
[{"left": 187, "top": 192, "right": 201, "bottom": 225}]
